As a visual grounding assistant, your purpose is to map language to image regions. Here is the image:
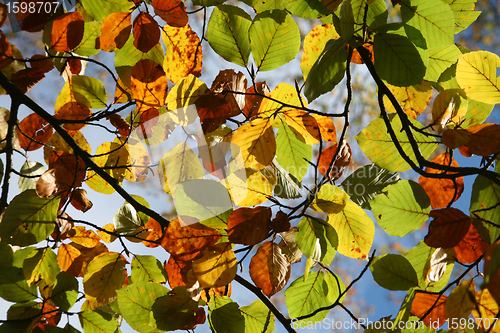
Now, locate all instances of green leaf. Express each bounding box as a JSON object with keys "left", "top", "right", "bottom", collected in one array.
[
  {"left": 7, "top": 301, "right": 40, "bottom": 321},
  {"left": 456, "top": 51, "right": 500, "bottom": 105},
  {"left": 115, "top": 35, "right": 164, "bottom": 68},
  {"left": 151, "top": 286, "right": 198, "bottom": 331},
  {"left": 460, "top": 98, "right": 494, "bottom": 129},
  {"left": 470, "top": 164, "right": 500, "bottom": 244},
  {"left": 0, "top": 190, "right": 60, "bottom": 246},
  {"left": 23, "top": 247, "right": 59, "bottom": 286},
  {"left": 425, "top": 44, "right": 462, "bottom": 82},
  {"left": 79, "top": 310, "right": 118, "bottom": 333},
  {"left": 0, "top": 242, "right": 13, "bottom": 267},
  {"left": 341, "top": 0, "right": 388, "bottom": 38},
  {"left": 285, "top": 271, "right": 344, "bottom": 324},
  {"left": 400, "top": 0, "right": 455, "bottom": 49},
  {"left": 192, "top": 0, "right": 225, "bottom": 6},
  {"left": 405, "top": 241, "right": 454, "bottom": 292},
  {"left": 207, "top": 5, "right": 252, "bottom": 67},
  {"left": 354, "top": 115, "right": 438, "bottom": 172},
  {"left": 117, "top": 282, "right": 169, "bottom": 333},
  {"left": 249, "top": 10, "right": 300, "bottom": 72},
  {"left": 370, "top": 180, "right": 431, "bottom": 237},
  {"left": 73, "top": 21, "right": 102, "bottom": 56},
  {"left": 296, "top": 217, "right": 338, "bottom": 265},
  {"left": 113, "top": 195, "right": 150, "bottom": 234},
  {"left": 327, "top": 201, "right": 374, "bottom": 260},
  {"left": 240, "top": 300, "right": 275, "bottom": 333},
  {"left": 273, "top": 161, "right": 302, "bottom": 199},
  {"left": 18, "top": 161, "right": 45, "bottom": 193},
  {"left": 131, "top": 255, "right": 168, "bottom": 283},
  {"left": 443, "top": 0, "right": 481, "bottom": 33},
  {"left": 71, "top": 75, "right": 107, "bottom": 109},
  {"left": 81, "top": 0, "right": 133, "bottom": 22},
  {"left": 276, "top": 121, "right": 312, "bottom": 181},
  {"left": 311, "top": 184, "right": 349, "bottom": 214},
  {"left": 0, "top": 266, "right": 38, "bottom": 302},
  {"left": 51, "top": 271, "right": 79, "bottom": 311},
  {"left": 208, "top": 295, "right": 245, "bottom": 333},
  {"left": 240, "top": 0, "right": 284, "bottom": 13},
  {"left": 304, "top": 38, "right": 347, "bottom": 101},
  {"left": 370, "top": 254, "right": 419, "bottom": 291},
  {"left": 342, "top": 164, "right": 400, "bottom": 209},
  {"left": 12, "top": 247, "right": 36, "bottom": 268},
  {"left": 283, "top": 0, "right": 330, "bottom": 19},
  {"left": 373, "top": 28, "right": 428, "bottom": 87}
]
